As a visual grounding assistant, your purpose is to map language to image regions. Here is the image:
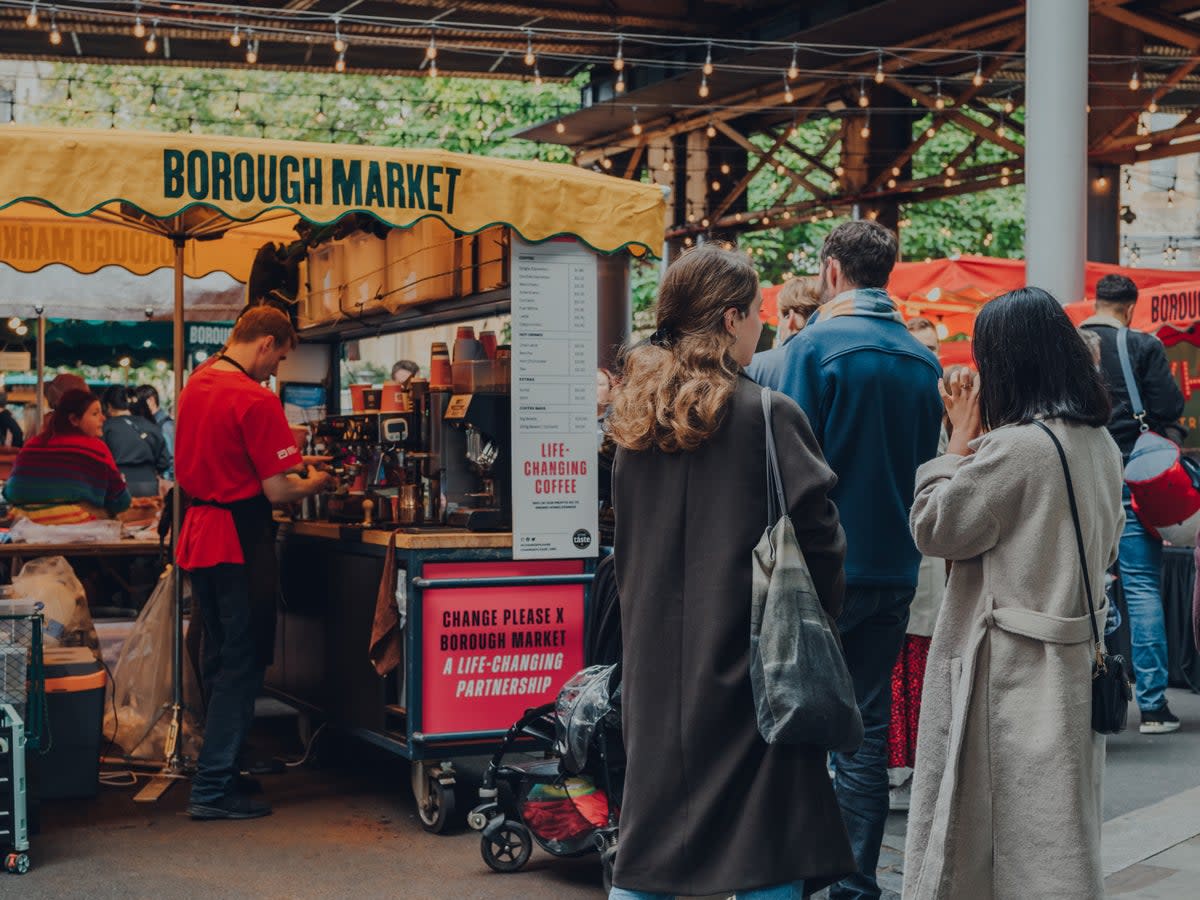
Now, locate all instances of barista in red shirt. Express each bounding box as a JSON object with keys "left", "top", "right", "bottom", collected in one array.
[{"left": 177, "top": 306, "right": 331, "bottom": 820}]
